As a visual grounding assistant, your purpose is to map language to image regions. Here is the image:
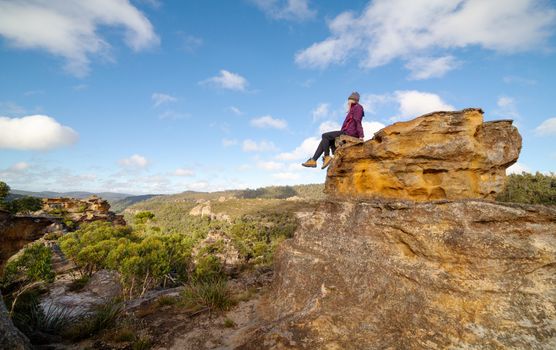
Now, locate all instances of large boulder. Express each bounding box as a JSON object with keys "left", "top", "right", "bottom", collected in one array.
[
  {"left": 325, "top": 108, "right": 522, "bottom": 201},
  {"left": 238, "top": 199, "right": 556, "bottom": 349}
]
